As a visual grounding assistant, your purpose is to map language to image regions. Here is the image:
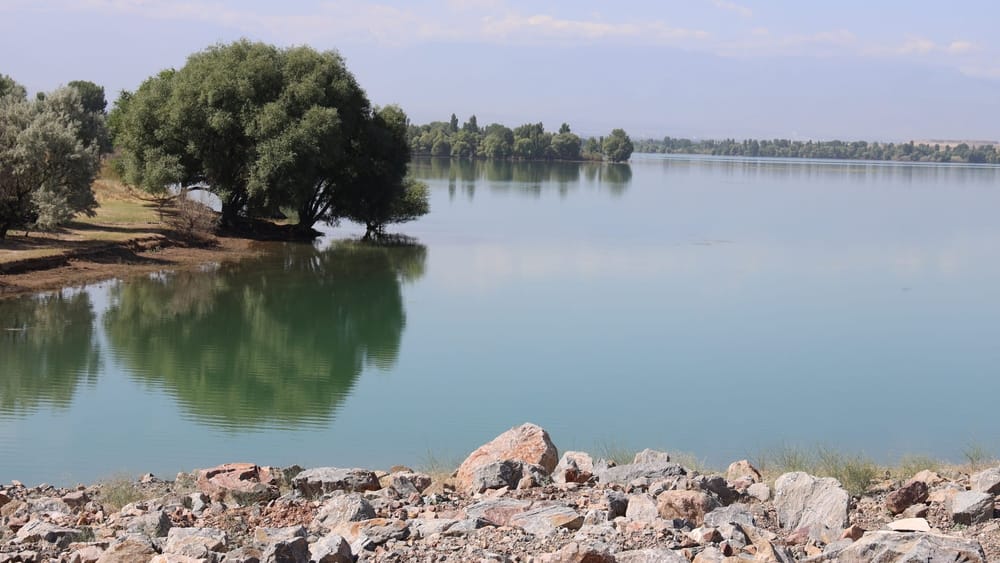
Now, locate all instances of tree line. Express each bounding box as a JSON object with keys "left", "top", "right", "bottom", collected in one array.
[
  {"left": 1, "top": 40, "right": 431, "bottom": 240},
  {"left": 635, "top": 137, "right": 1000, "bottom": 164},
  {"left": 407, "top": 115, "right": 634, "bottom": 163}
]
